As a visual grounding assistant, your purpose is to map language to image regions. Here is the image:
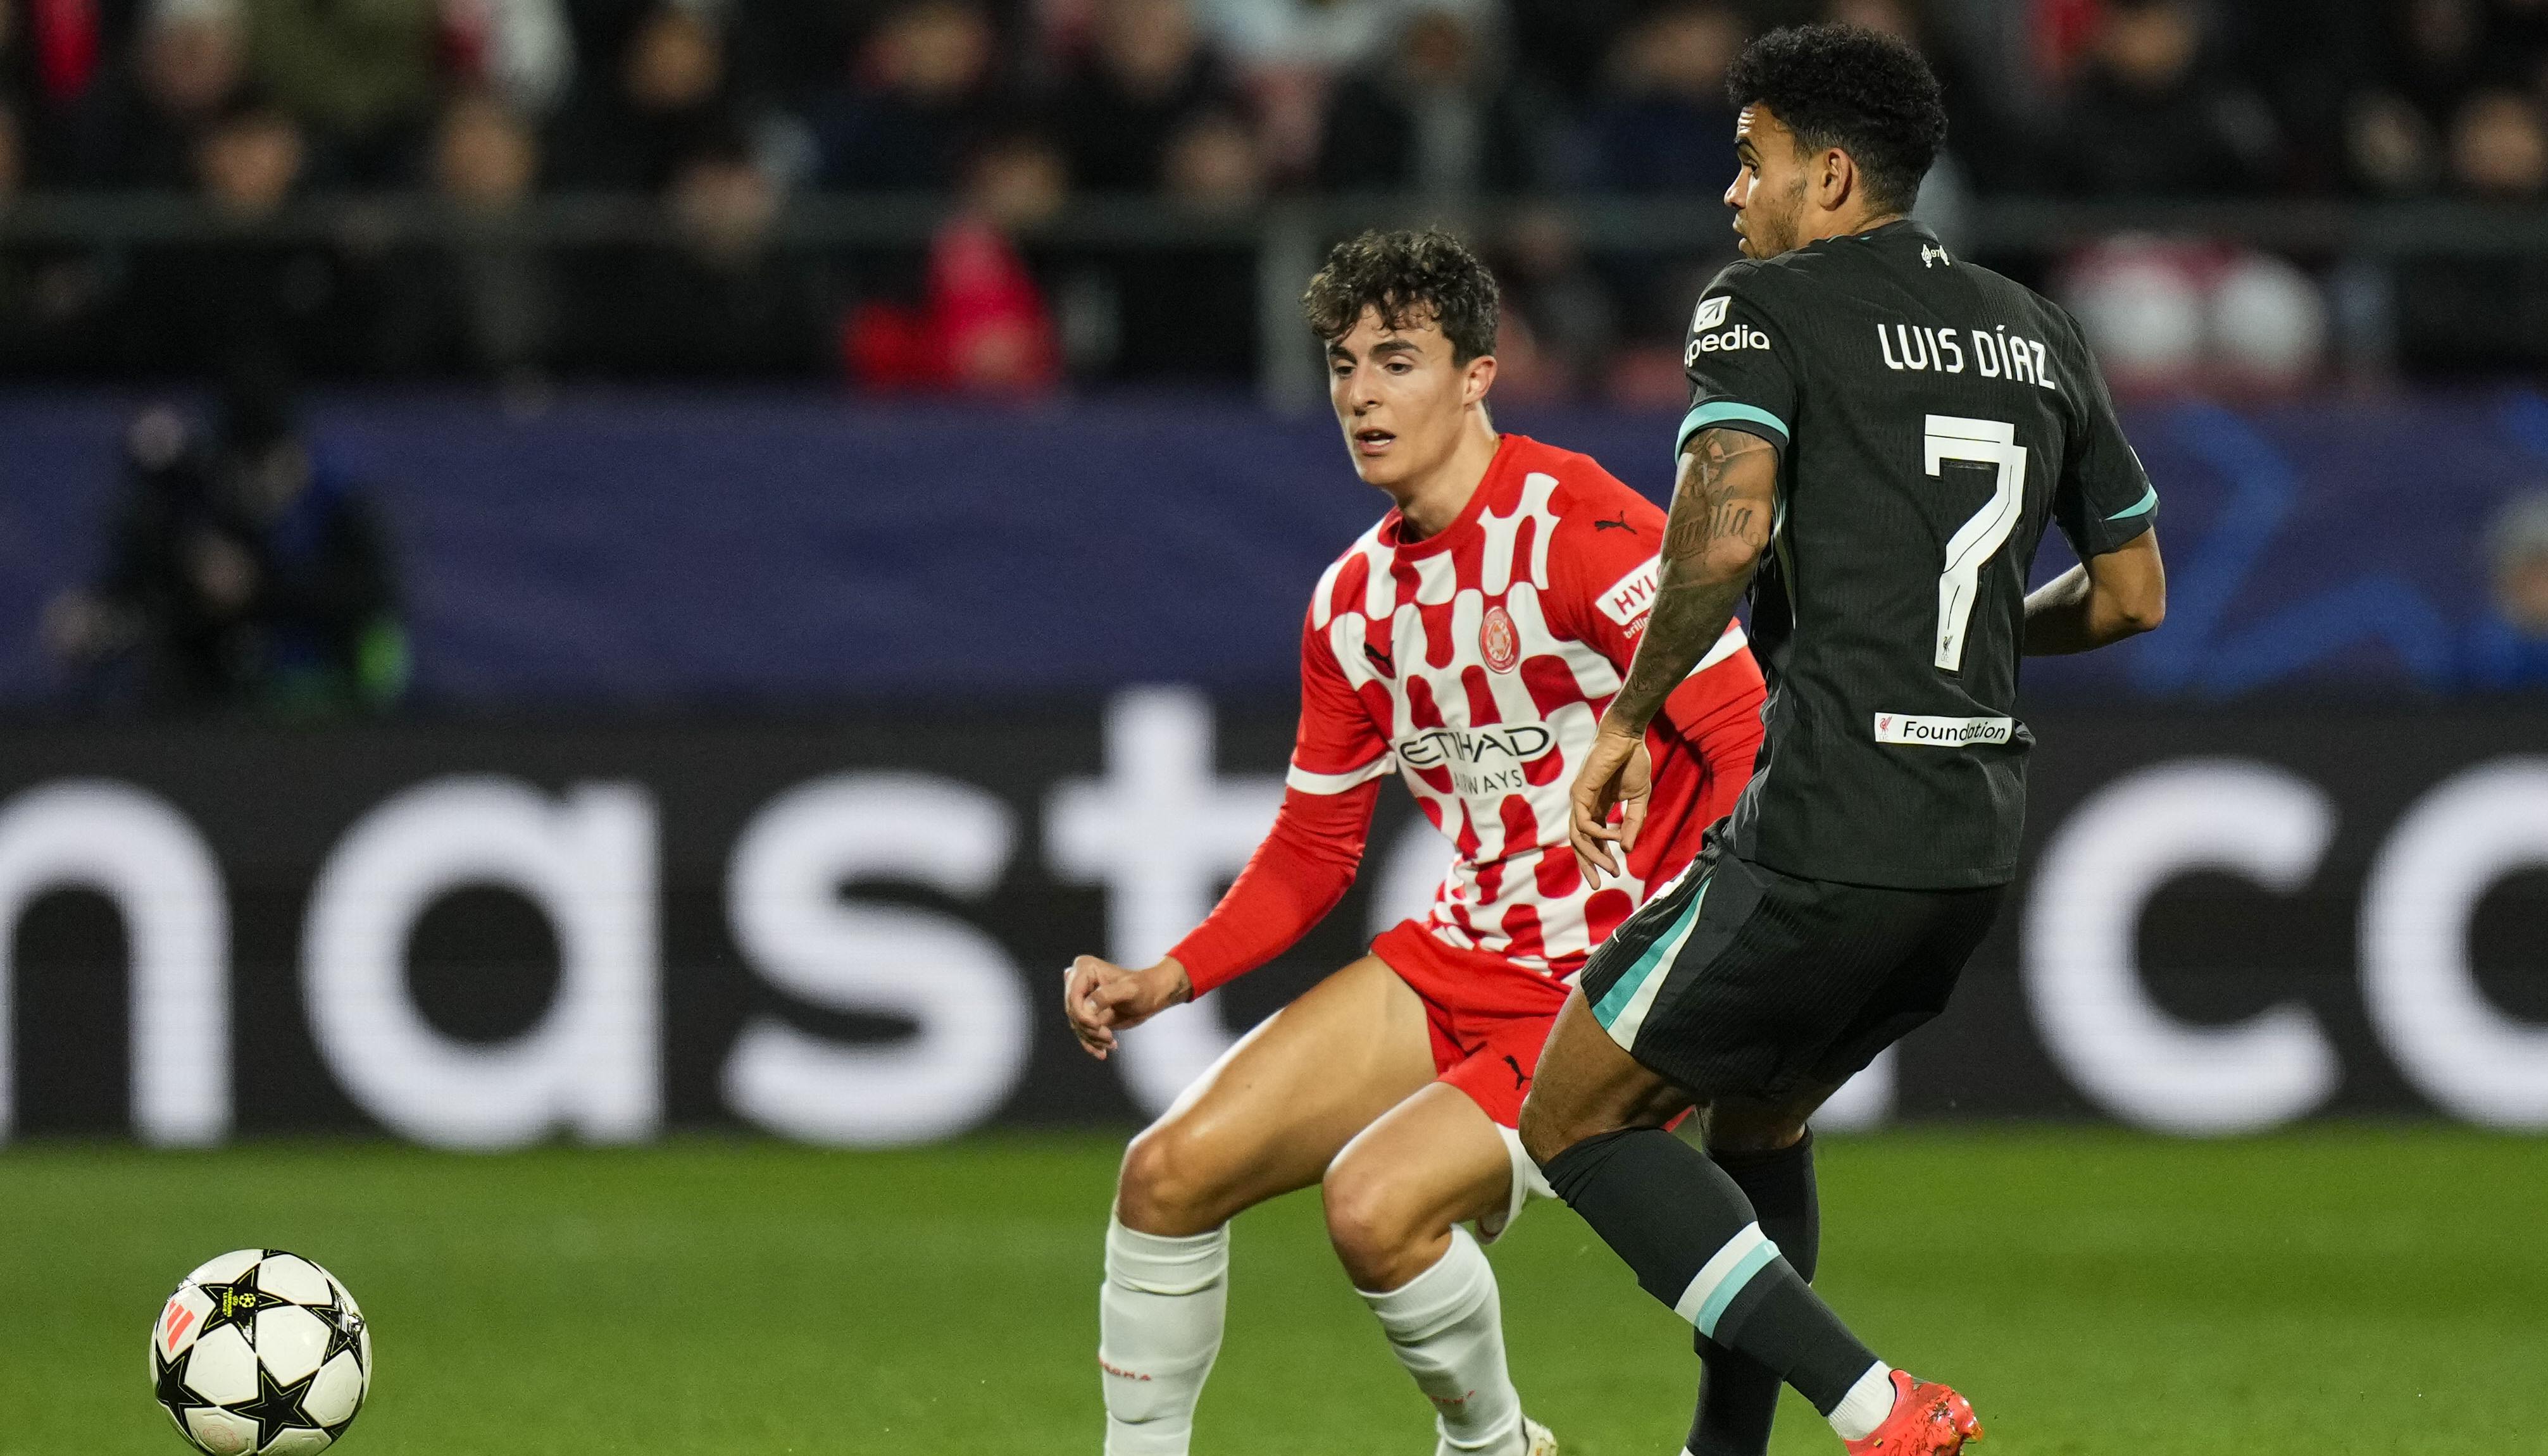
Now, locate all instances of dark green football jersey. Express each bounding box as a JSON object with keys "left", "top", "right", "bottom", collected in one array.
[{"left": 1679, "top": 218, "right": 2157, "bottom": 889}]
